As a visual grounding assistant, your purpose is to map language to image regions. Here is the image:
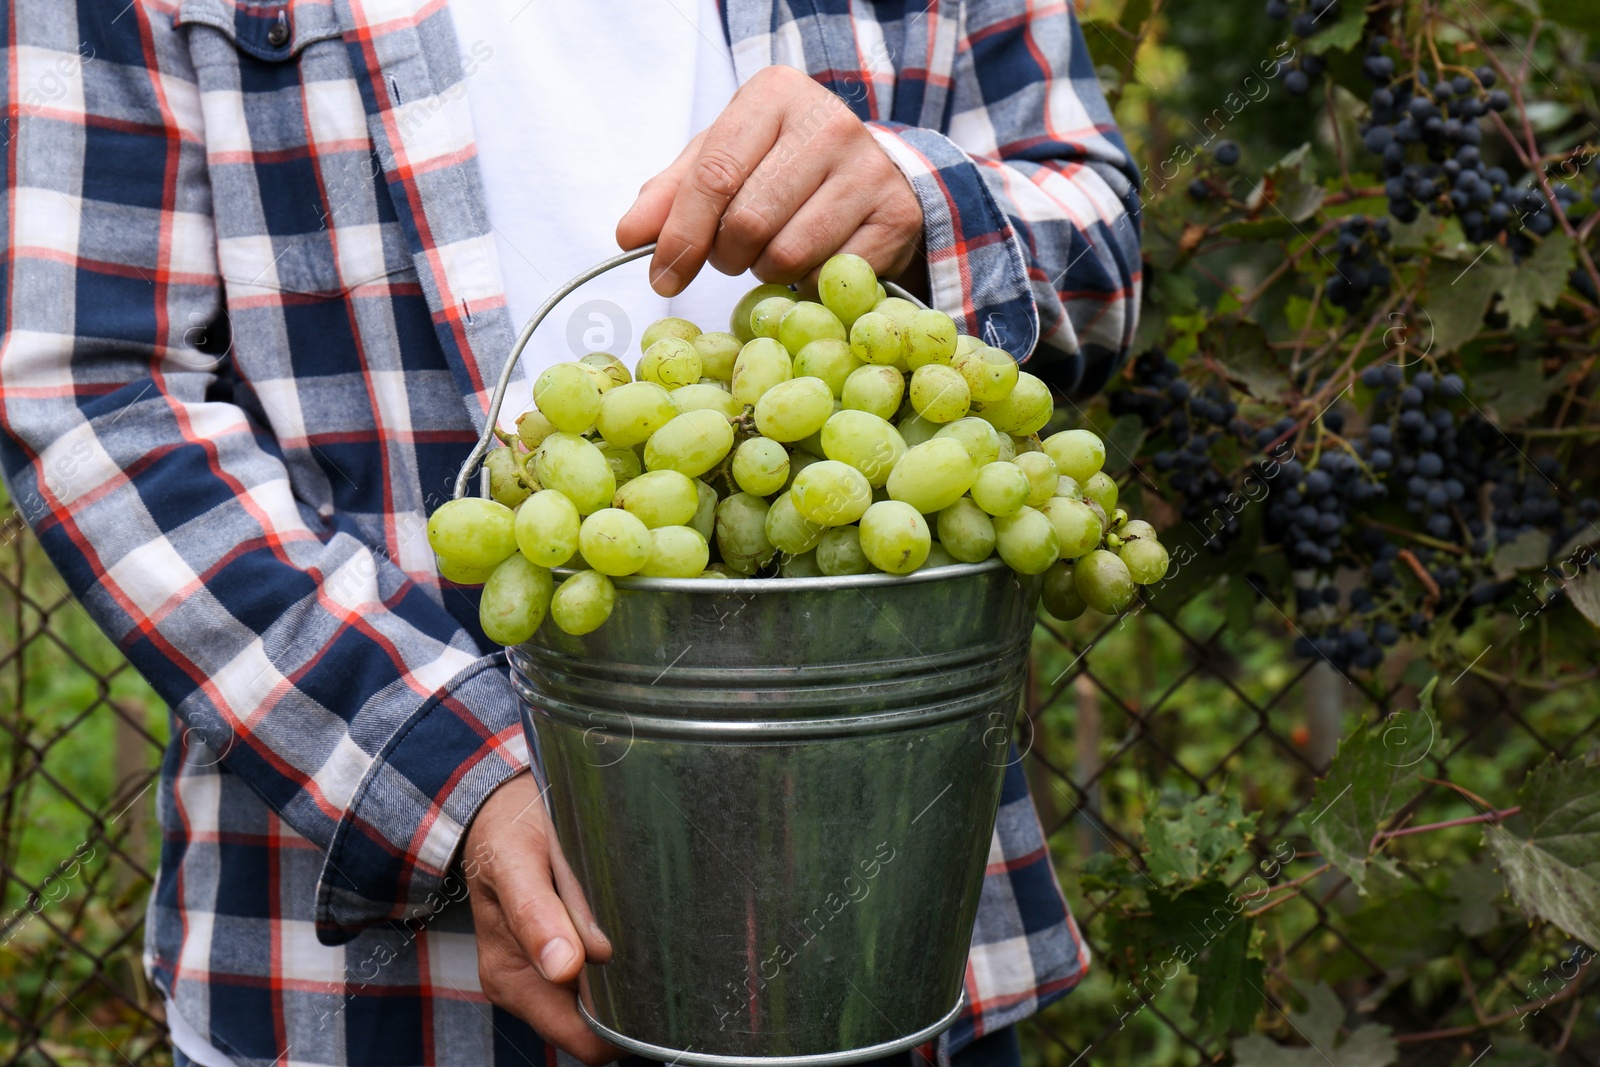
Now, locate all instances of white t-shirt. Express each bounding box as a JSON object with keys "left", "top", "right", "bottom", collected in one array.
[{"left": 167, "top": 5, "right": 742, "bottom": 1064}]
